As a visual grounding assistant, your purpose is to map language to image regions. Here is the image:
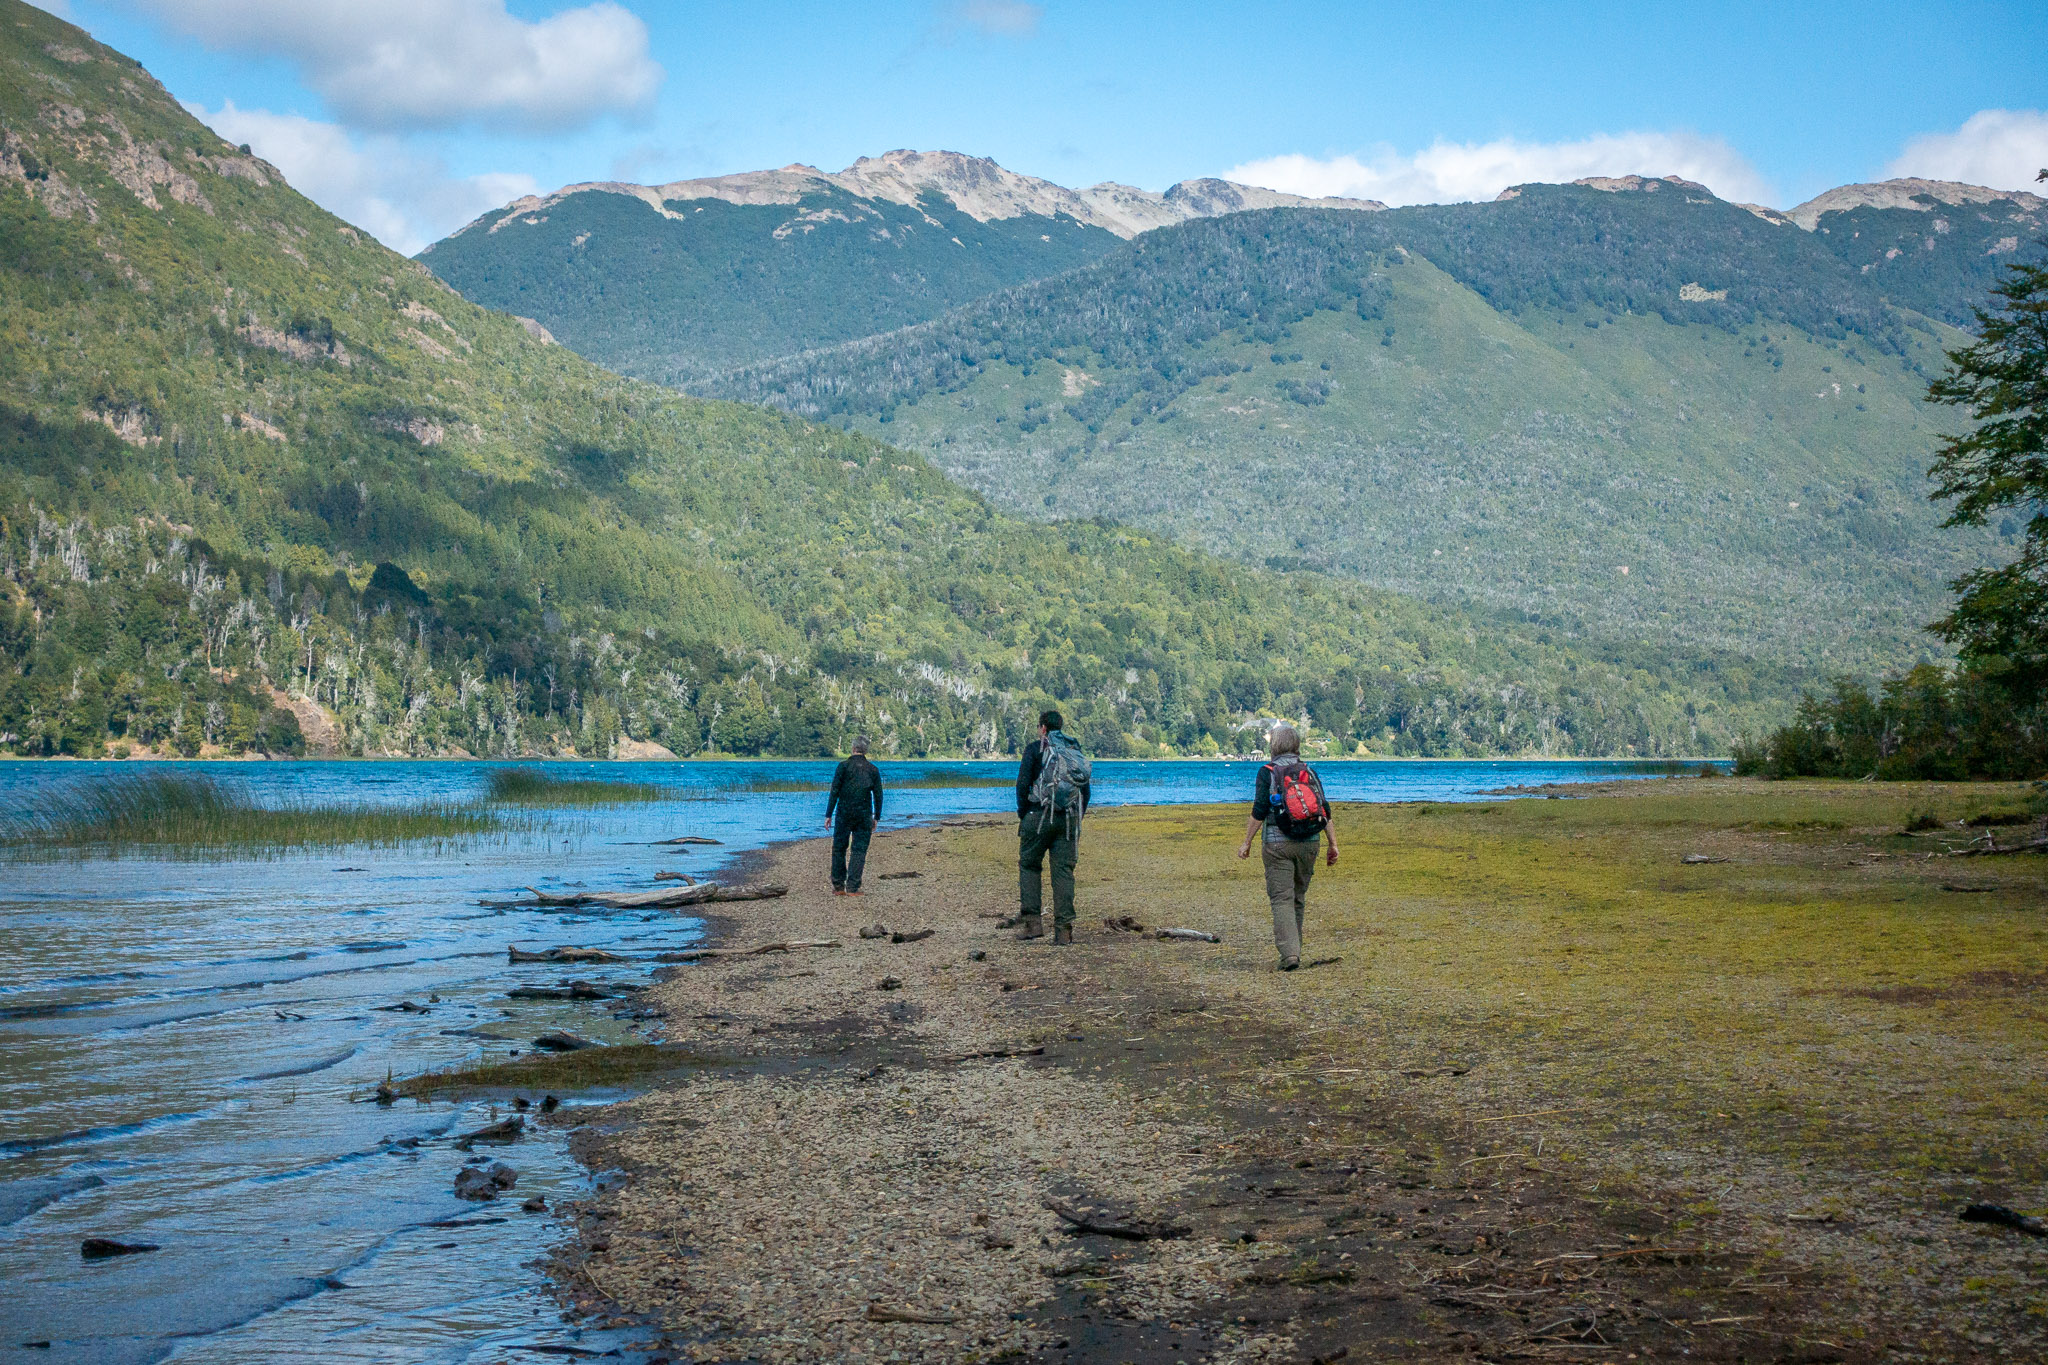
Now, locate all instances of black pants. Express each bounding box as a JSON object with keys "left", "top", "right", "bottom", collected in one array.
[
  {"left": 832, "top": 817, "right": 874, "bottom": 891},
  {"left": 1018, "top": 807, "right": 1078, "bottom": 926}
]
